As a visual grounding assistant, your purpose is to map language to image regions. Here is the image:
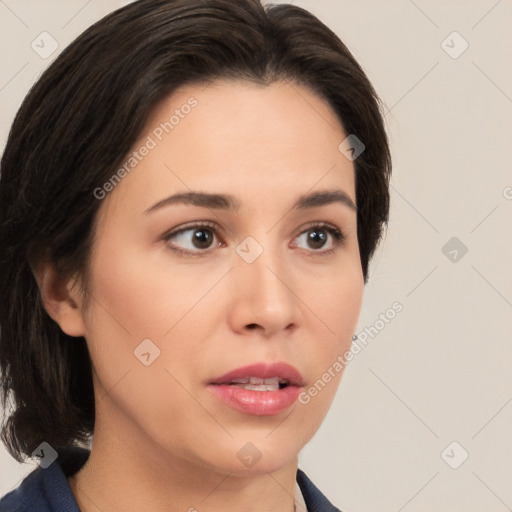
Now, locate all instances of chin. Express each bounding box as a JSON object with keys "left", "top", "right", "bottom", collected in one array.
[
  {"left": 225, "top": 458, "right": 297, "bottom": 478},
  {"left": 194, "top": 441, "right": 299, "bottom": 478}
]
